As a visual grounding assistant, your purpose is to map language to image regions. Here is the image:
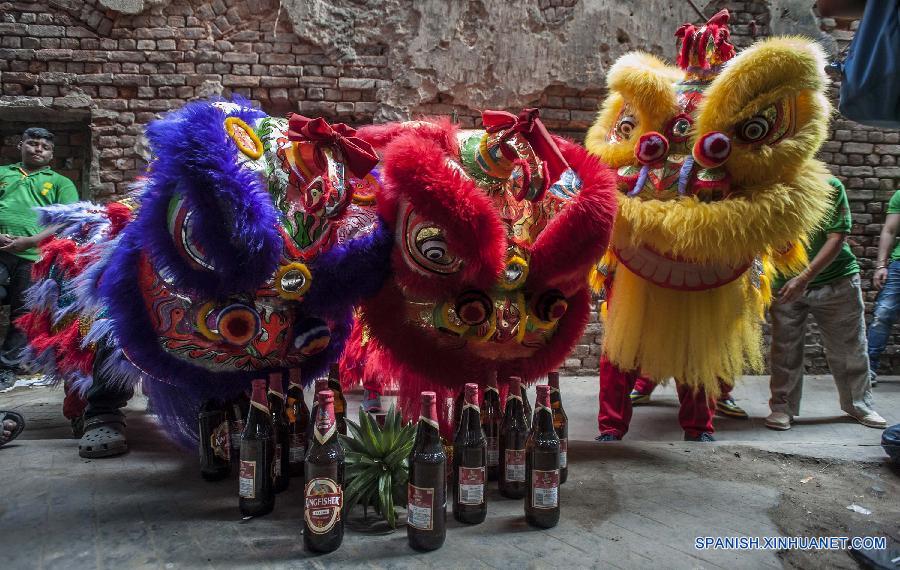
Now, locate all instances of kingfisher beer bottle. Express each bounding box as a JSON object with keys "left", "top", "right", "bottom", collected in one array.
[
  {"left": 303, "top": 390, "right": 345, "bottom": 553},
  {"left": 198, "top": 398, "right": 230, "bottom": 481},
  {"left": 285, "top": 368, "right": 310, "bottom": 478},
  {"left": 548, "top": 371, "right": 569, "bottom": 484},
  {"left": 267, "top": 372, "right": 290, "bottom": 493},
  {"left": 499, "top": 377, "right": 528, "bottom": 499},
  {"left": 407, "top": 391, "right": 447, "bottom": 551},
  {"left": 327, "top": 364, "right": 347, "bottom": 435},
  {"left": 521, "top": 382, "right": 533, "bottom": 429},
  {"left": 525, "top": 384, "right": 560, "bottom": 528},
  {"left": 305, "top": 377, "right": 329, "bottom": 452},
  {"left": 228, "top": 391, "right": 250, "bottom": 465},
  {"left": 238, "top": 379, "right": 275, "bottom": 518},
  {"left": 453, "top": 383, "right": 487, "bottom": 524},
  {"left": 481, "top": 374, "right": 502, "bottom": 481}
]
